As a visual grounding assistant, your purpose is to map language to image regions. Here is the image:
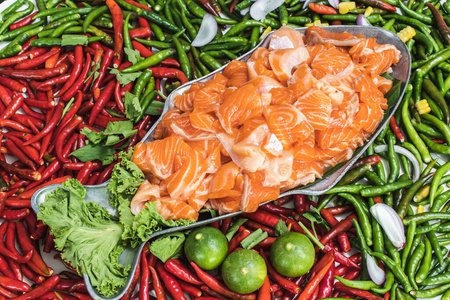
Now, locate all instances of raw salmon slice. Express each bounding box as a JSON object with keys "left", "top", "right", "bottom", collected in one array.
[
  {"left": 354, "top": 73, "right": 387, "bottom": 109},
  {"left": 186, "top": 139, "right": 220, "bottom": 158},
  {"left": 131, "top": 136, "right": 192, "bottom": 180},
  {"left": 248, "top": 75, "right": 284, "bottom": 95},
  {"left": 247, "top": 57, "right": 277, "bottom": 80},
  {"left": 188, "top": 175, "right": 213, "bottom": 212},
  {"left": 269, "top": 47, "right": 310, "bottom": 83},
  {"left": 269, "top": 26, "right": 305, "bottom": 50},
  {"left": 193, "top": 83, "right": 227, "bottom": 110},
  {"left": 217, "top": 83, "right": 263, "bottom": 134},
  {"left": 311, "top": 48, "right": 352, "bottom": 78},
  {"left": 189, "top": 110, "right": 218, "bottom": 133},
  {"left": 315, "top": 113, "right": 364, "bottom": 150},
  {"left": 305, "top": 26, "right": 363, "bottom": 46},
  {"left": 292, "top": 135, "right": 316, "bottom": 162},
  {"left": 223, "top": 60, "right": 249, "bottom": 88},
  {"left": 353, "top": 102, "right": 383, "bottom": 133},
  {"left": 249, "top": 48, "right": 270, "bottom": 61},
  {"left": 157, "top": 197, "right": 198, "bottom": 221},
  {"left": 373, "top": 76, "right": 393, "bottom": 94},
  {"left": 173, "top": 91, "right": 196, "bottom": 112},
  {"left": 240, "top": 171, "right": 280, "bottom": 212},
  {"left": 263, "top": 150, "right": 294, "bottom": 186},
  {"left": 281, "top": 160, "right": 324, "bottom": 192},
  {"left": 287, "top": 63, "right": 316, "bottom": 99},
  {"left": 130, "top": 180, "right": 160, "bottom": 215},
  {"left": 169, "top": 114, "right": 216, "bottom": 141},
  {"left": 263, "top": 104, "right": 314, "bottom": 148},
  {"left": 208, "top": 173, "right": 244, "bottom": 214},
  {"left": 294, "top": 89, "right": 332, "bottom": 130},
  {"left": 269, "top": 87, "right": 295, "bottom": 105},
  {"left": 350, "top": 38, "right": 401, "bottom": 77}
]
